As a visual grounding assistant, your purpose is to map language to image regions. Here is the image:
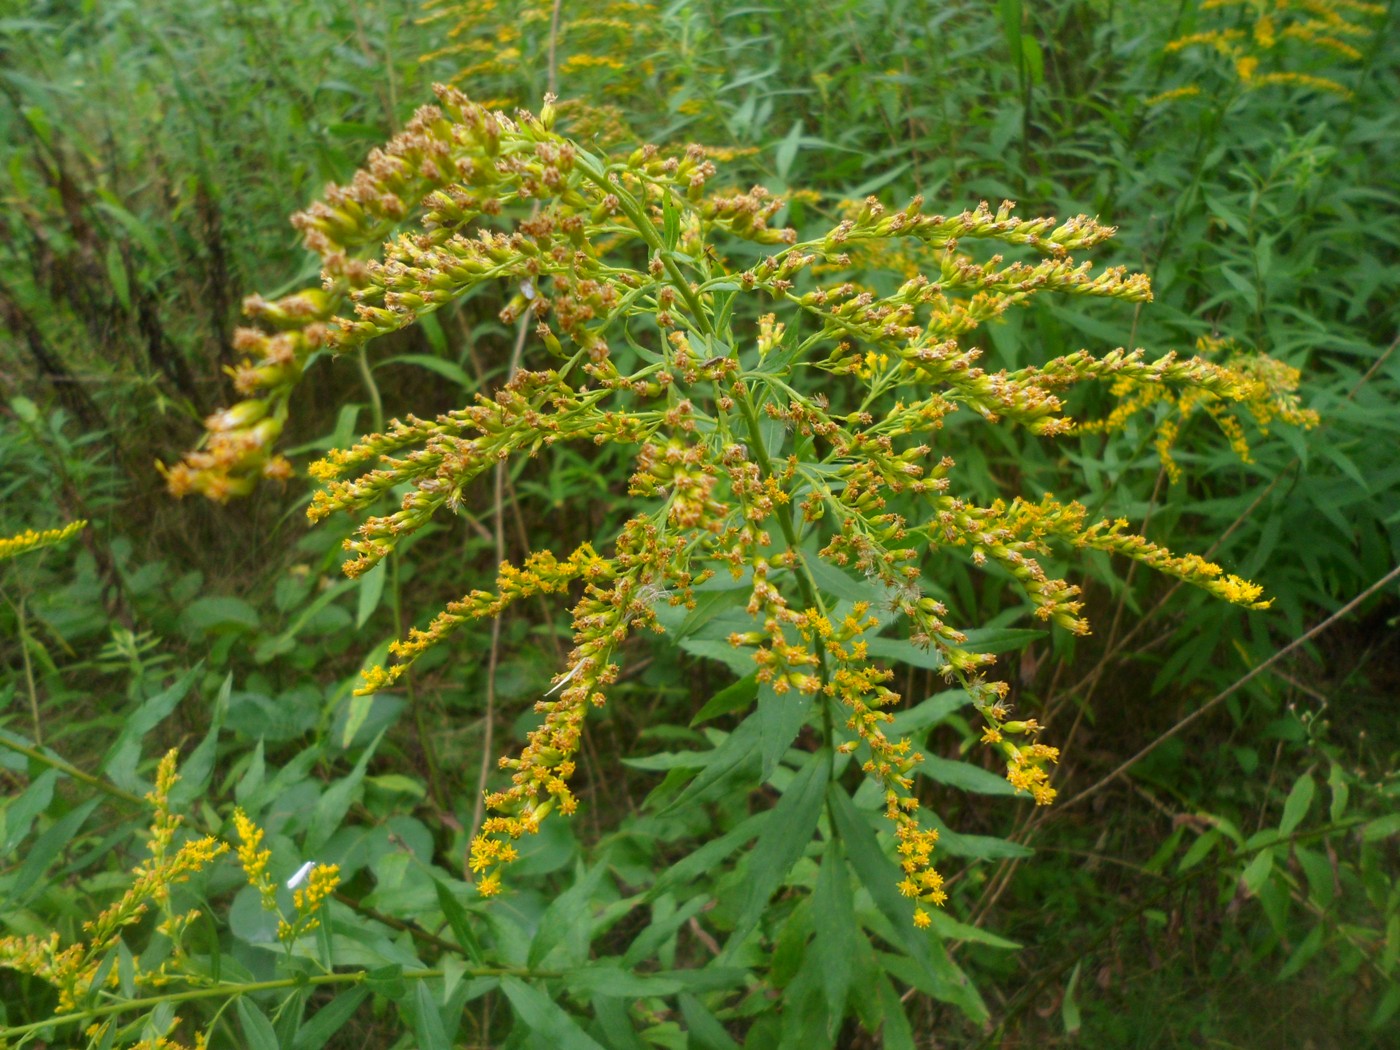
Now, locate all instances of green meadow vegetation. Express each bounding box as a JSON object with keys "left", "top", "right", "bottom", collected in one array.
[{"left": 2, "top": 0, "right": 1398, "bottom": 1046}]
